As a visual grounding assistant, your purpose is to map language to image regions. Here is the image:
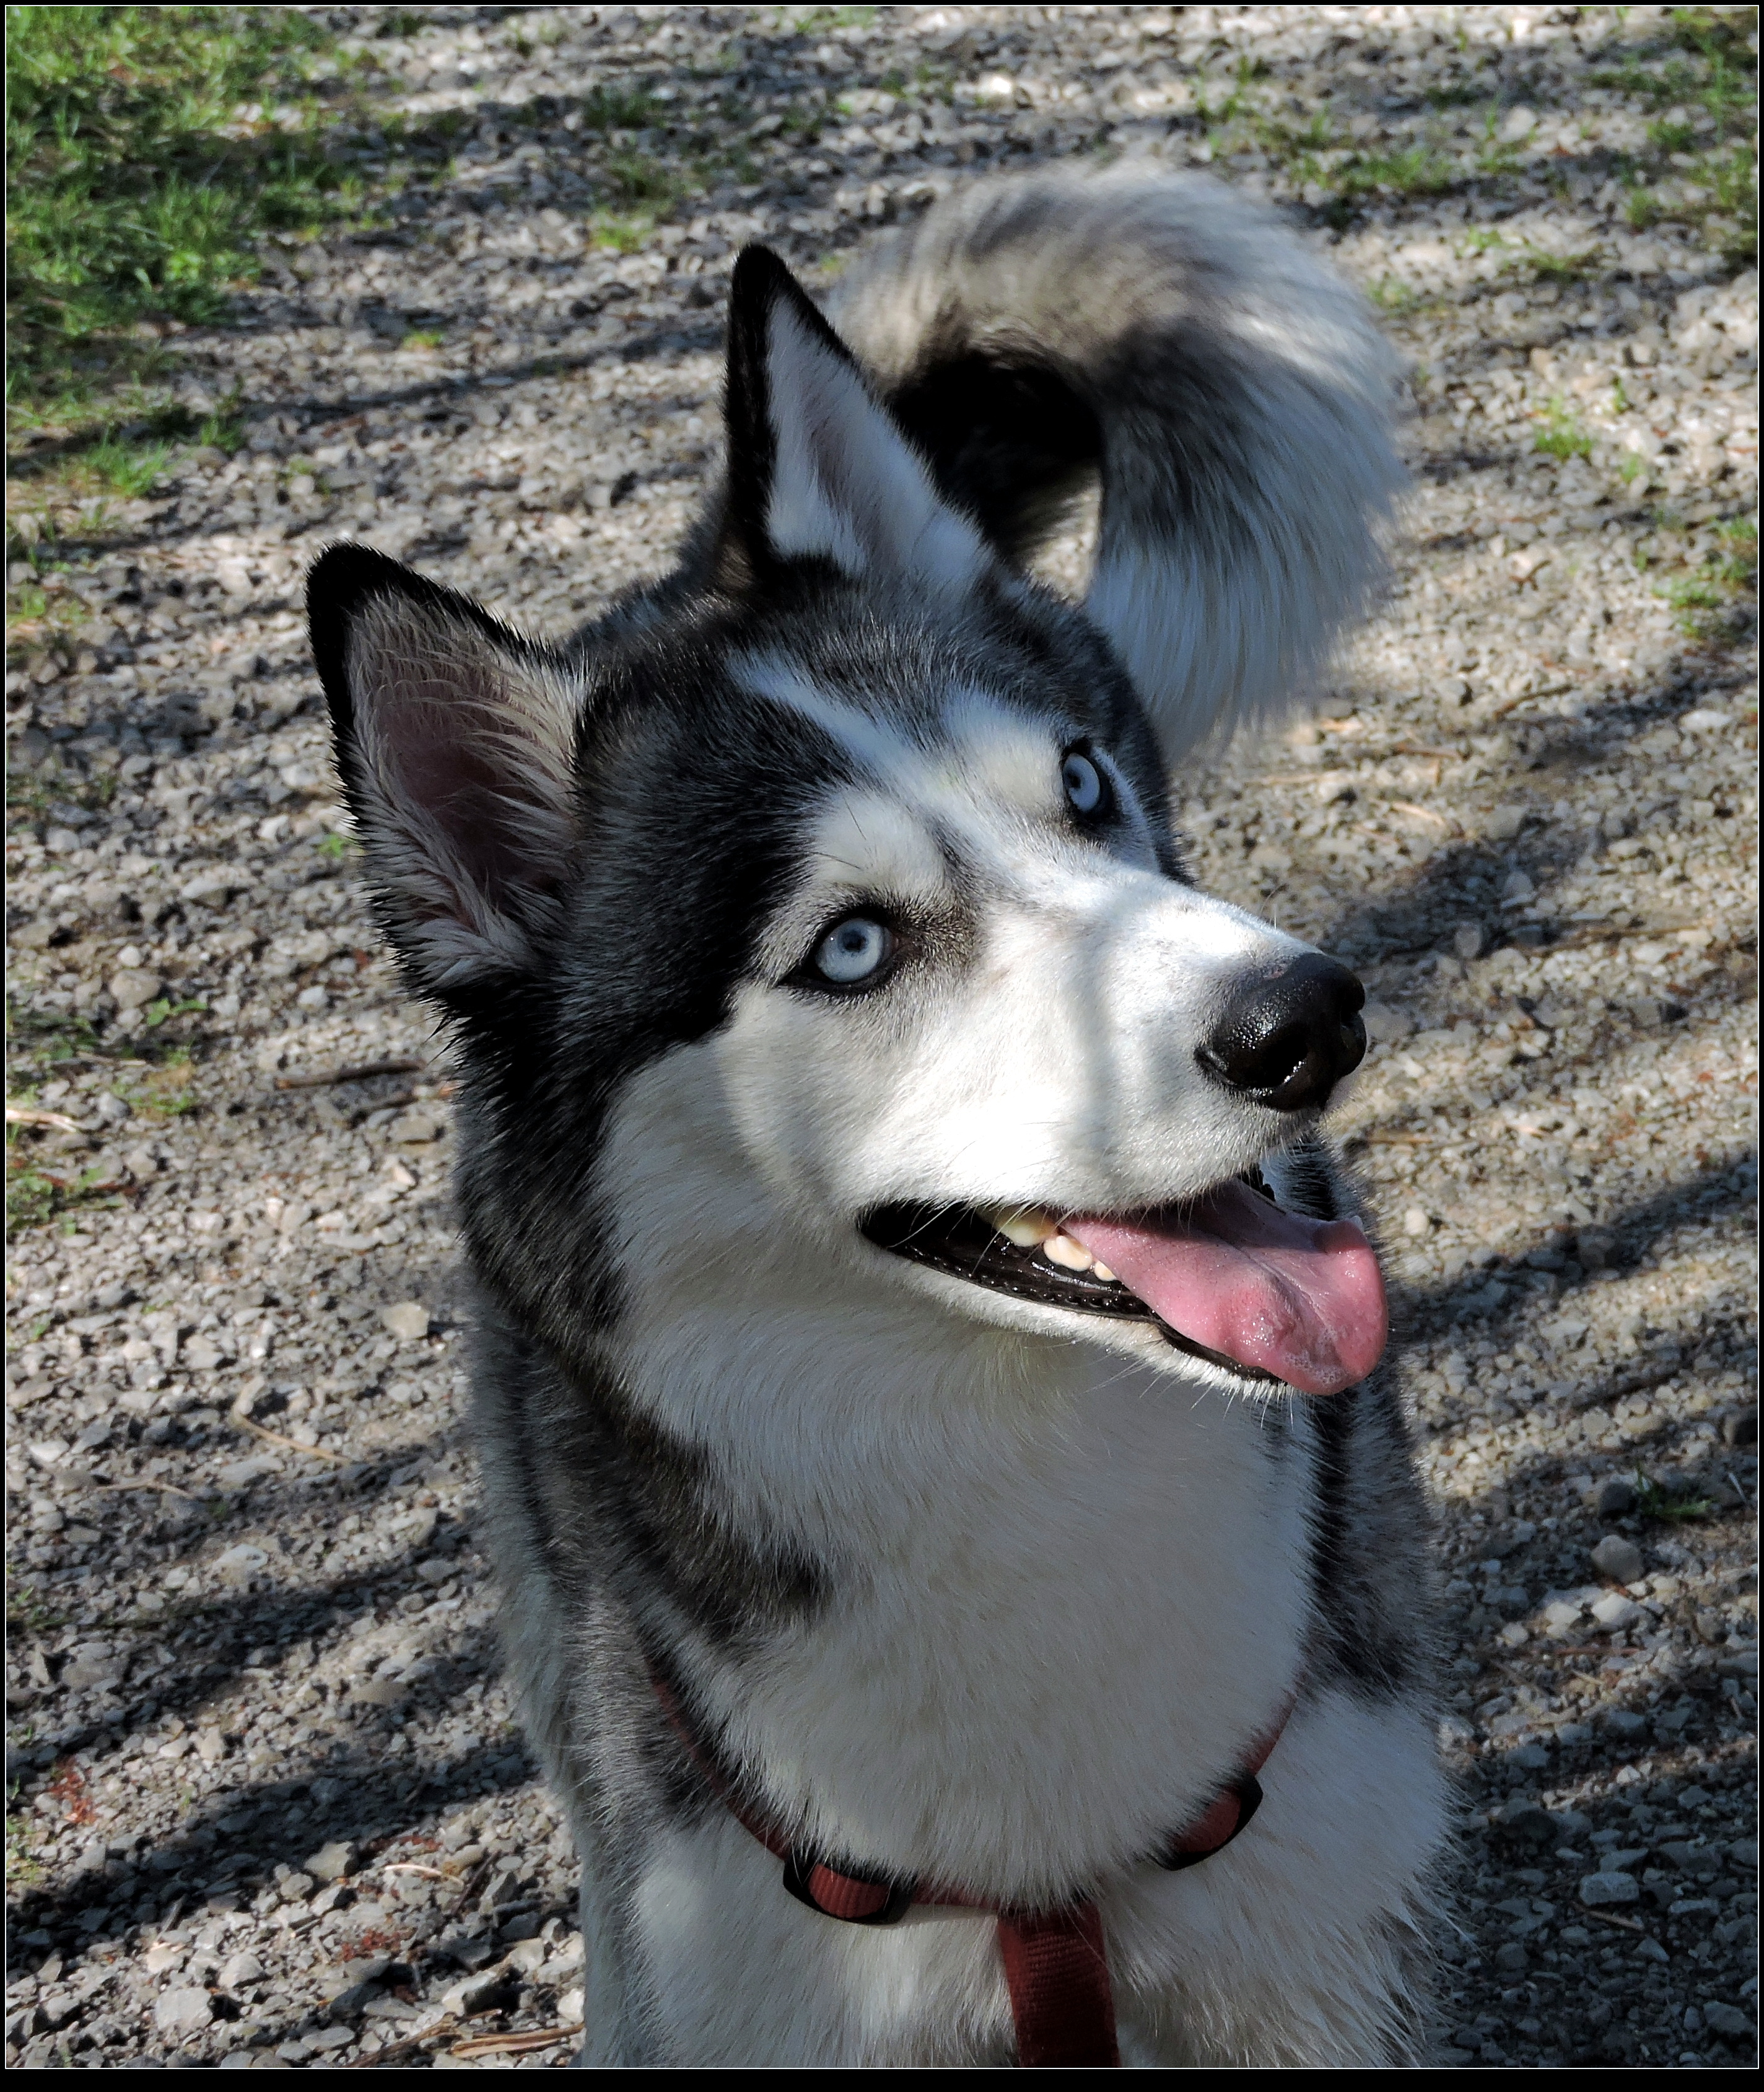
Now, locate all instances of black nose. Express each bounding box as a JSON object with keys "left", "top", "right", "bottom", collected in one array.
[{"left": 1198, "top": 953, "right": 1367, "bottom": 1112}]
